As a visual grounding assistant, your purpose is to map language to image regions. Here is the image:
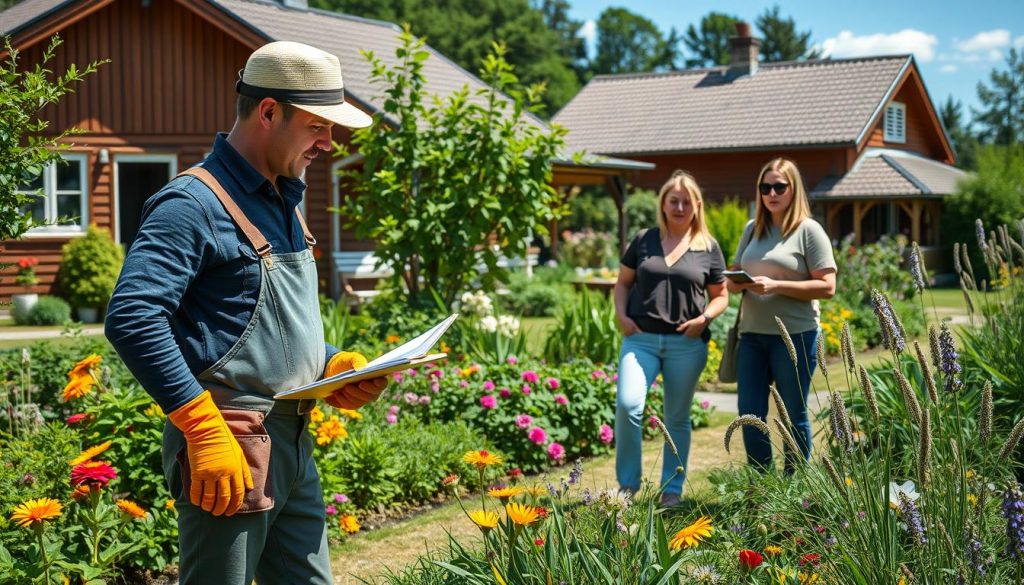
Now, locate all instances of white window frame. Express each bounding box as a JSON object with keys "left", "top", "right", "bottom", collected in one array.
[
  {"left": 884, "top": 102, "right": 906, "bottom": 143},
  {"left": 21, "top": 153, "right": 90, "bottom": 237},
  {"left": 112, "top": 153, "right": 178, "bottom": 245}
]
